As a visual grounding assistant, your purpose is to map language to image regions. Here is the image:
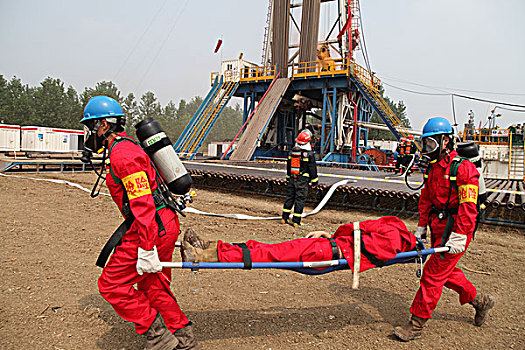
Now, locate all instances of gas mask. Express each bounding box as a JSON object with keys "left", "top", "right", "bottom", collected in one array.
[
  {"left": 421, "top": 135, "right": 443, "bottom": 162},
  {"left": 82, "top": 119, "right": 106, "bottom": 155}
]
